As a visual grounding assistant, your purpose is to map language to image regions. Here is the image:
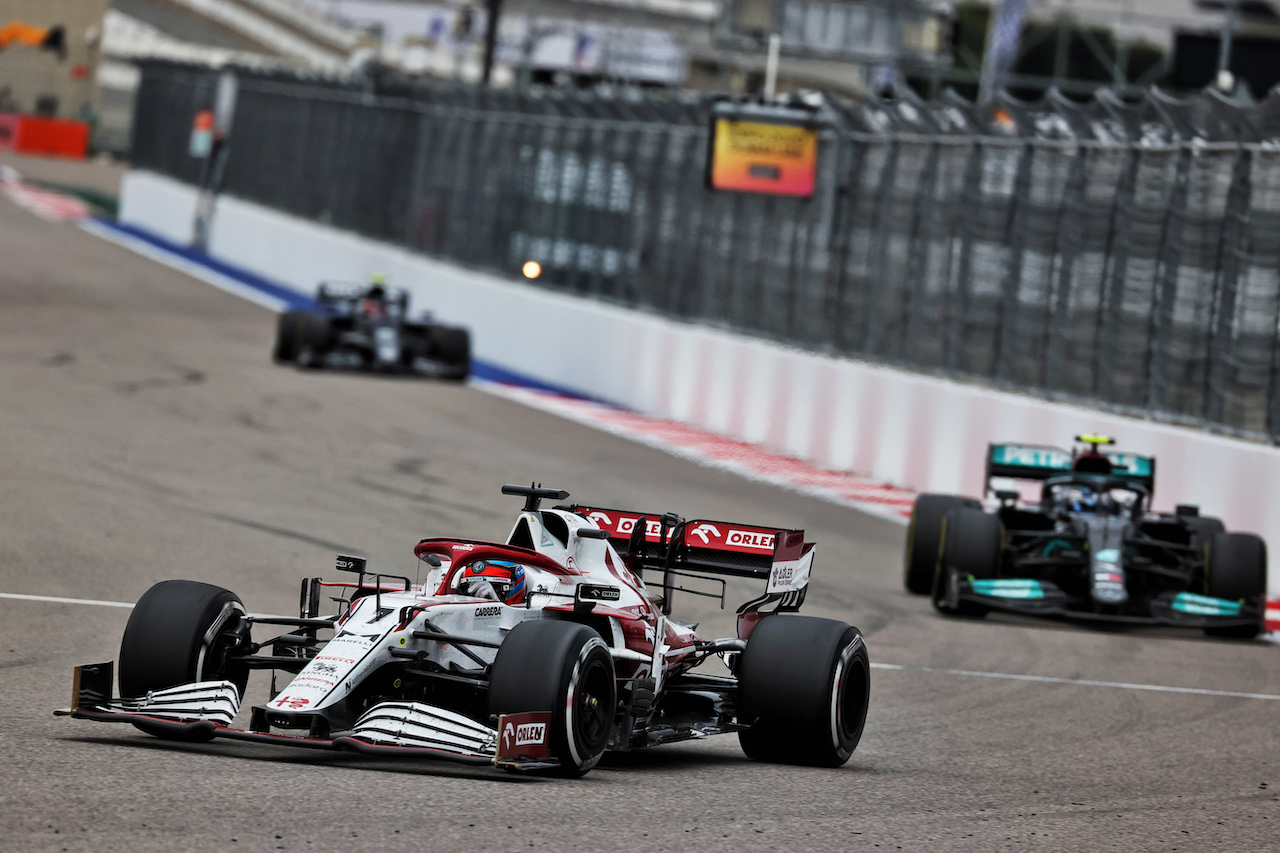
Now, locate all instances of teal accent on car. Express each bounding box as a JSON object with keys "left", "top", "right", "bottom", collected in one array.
[
  {"left": 1106, "top": 453, "right": 1153, "bottom": 479},
  {"left": 1094, "top": 548, "right": 1120, "bottom": 564},
  {"left": 1171, "top": 592, "right": 1242, "bottom": 617},
  {"left": 990, "top": 445, "right": 1072, "bottom": 470},
  {"left": 1041, "top": 538, "right": 1074, "bottom": 557},
  {"left": 969, "top": 579, "right": 1046, "bottom": 599}
]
